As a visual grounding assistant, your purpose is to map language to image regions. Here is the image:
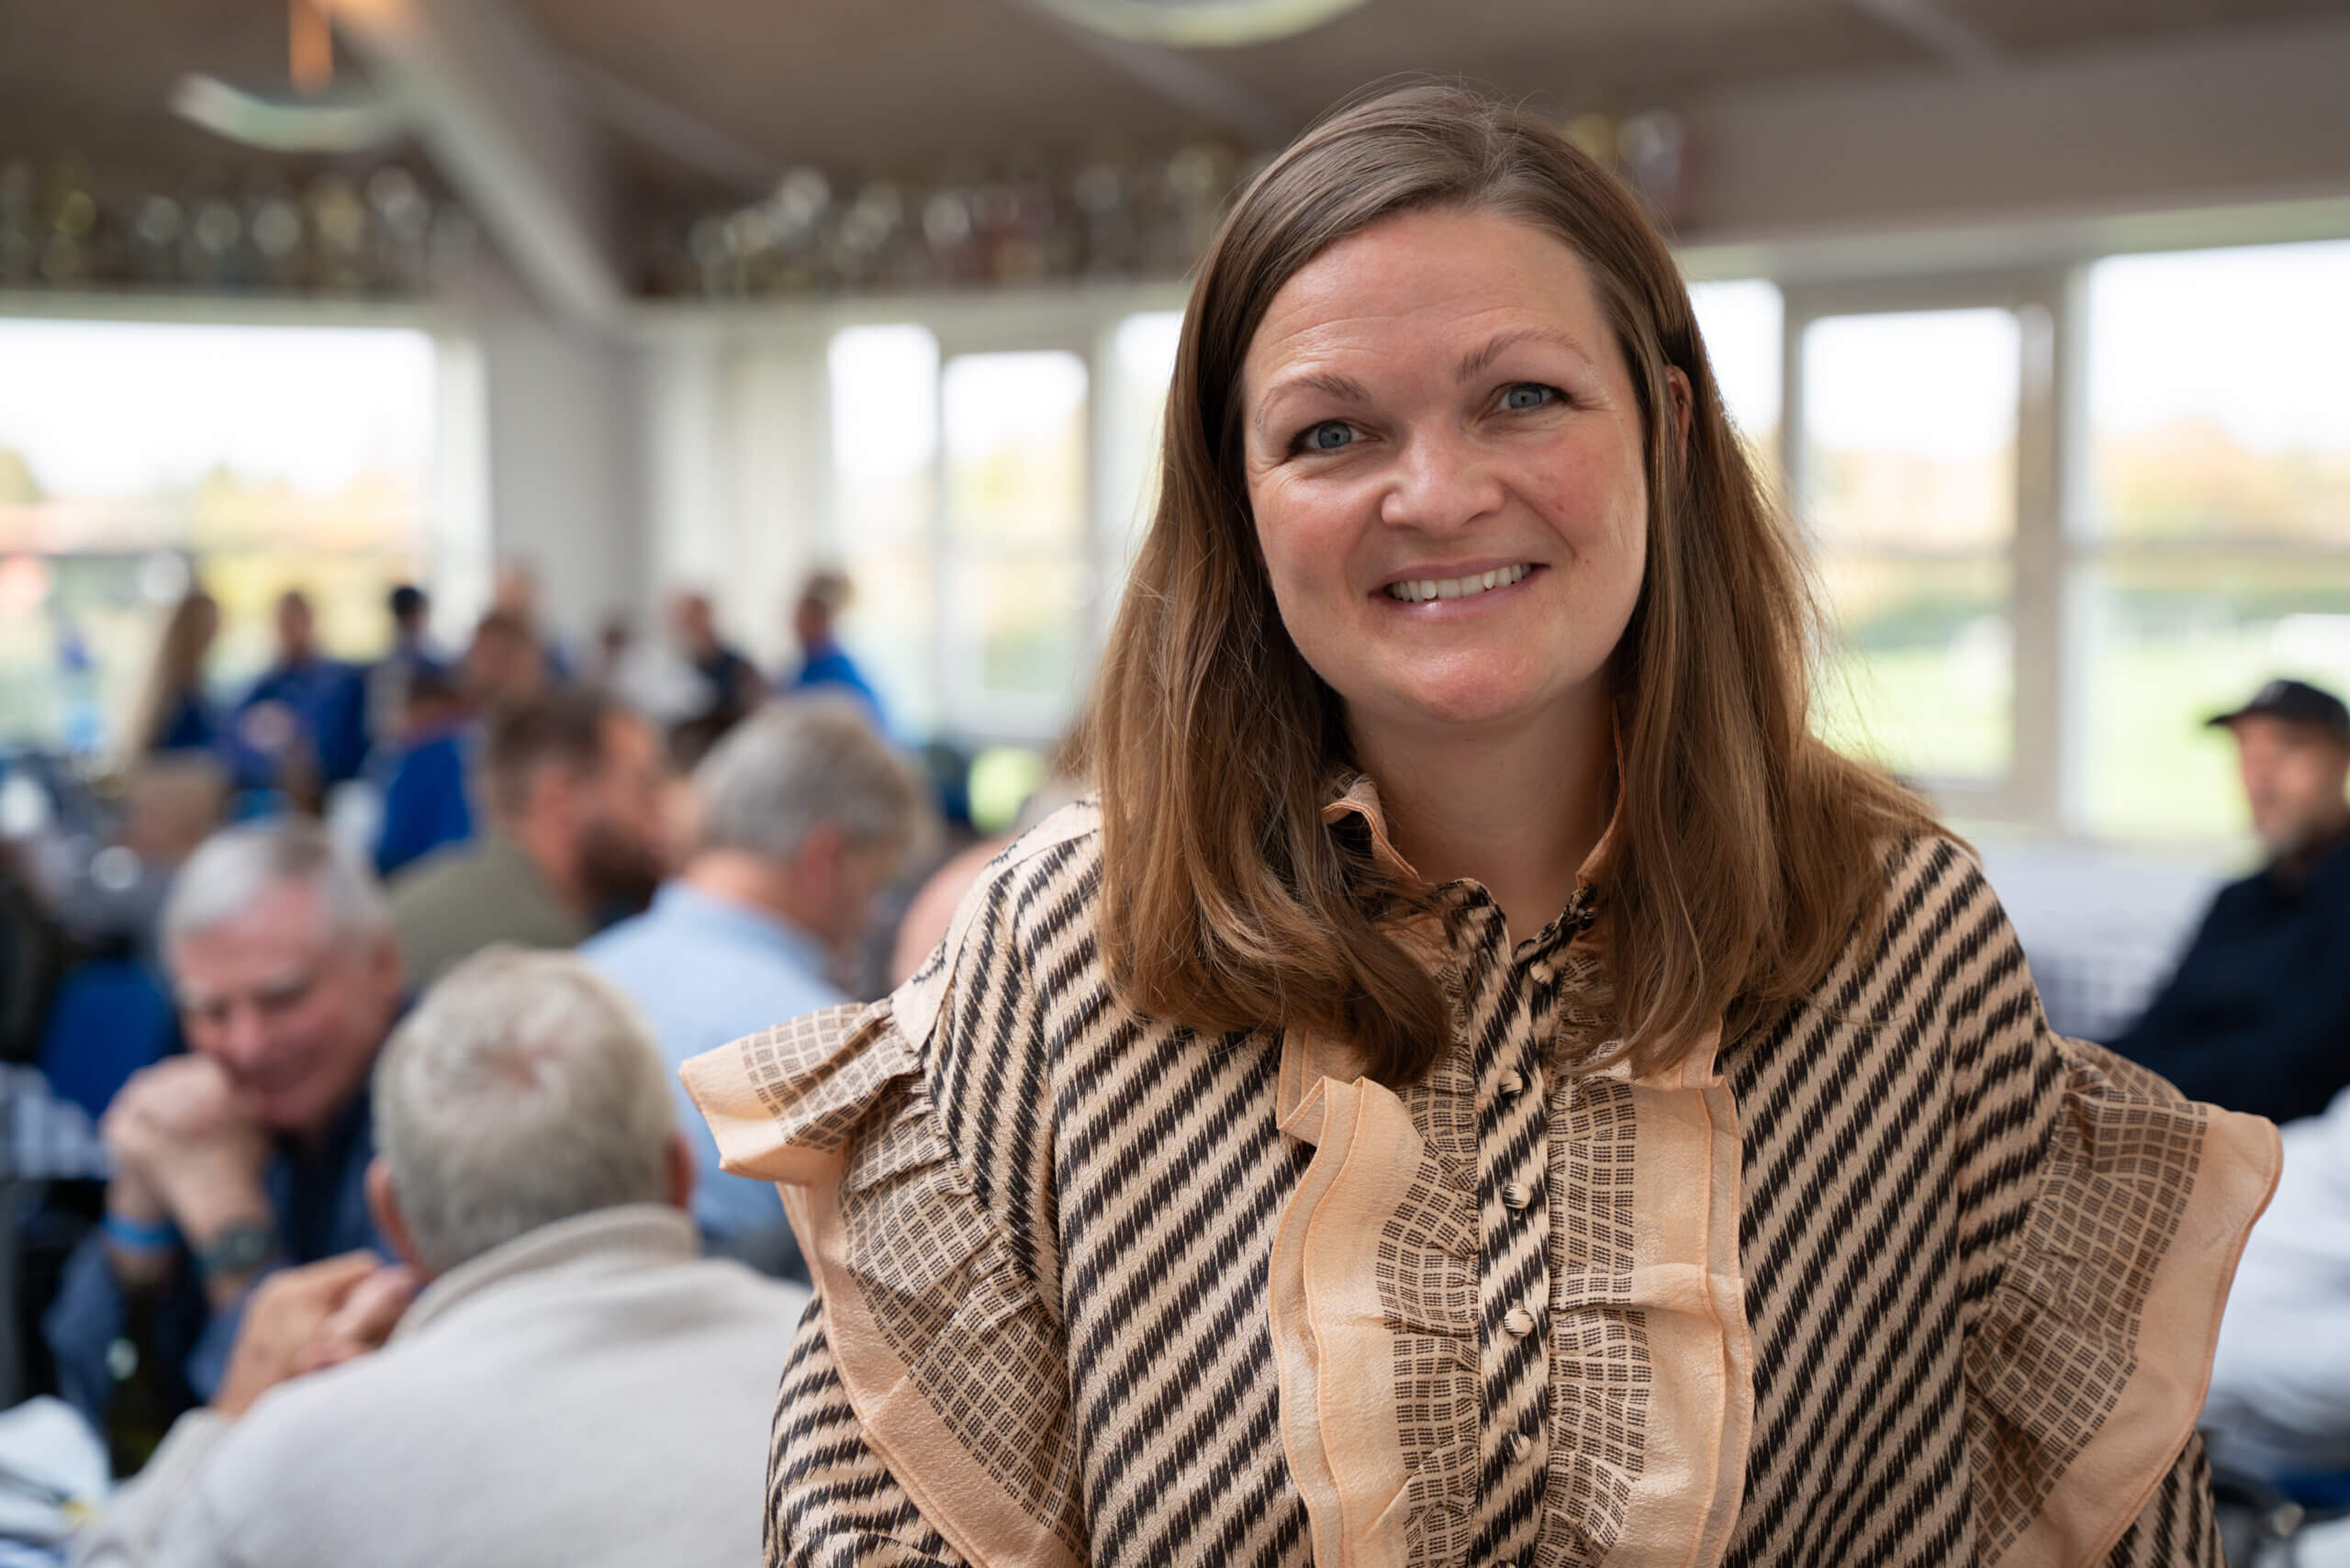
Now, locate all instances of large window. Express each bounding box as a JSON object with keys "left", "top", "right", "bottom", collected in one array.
[
  {"left": 1749, "top": 237, "right": 2350, "bottom": 840},
  {"left": 0, "top": 318, "right": 439, "bottom": 752},
  {"left": 1687, "top": 278, "right": 1783, "bottom": 481},
  {"left": 1099, "top": 309, "right": 1183, "bottom": 628},
  {"left": 825, "top": 309, "right": 1179, "bottom": 742},
  {"left": 2076, "top": 241, "right": 2350, "bottom": 838},
  {"left": 940, "top": 349, "right": 1091, "bottom": 734},
  {"left": 828, "top": 324, "right": 944, "bottom": 735},
  {"left": 1802, "top": 308, "right": 2021, "bottom": 787}
]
